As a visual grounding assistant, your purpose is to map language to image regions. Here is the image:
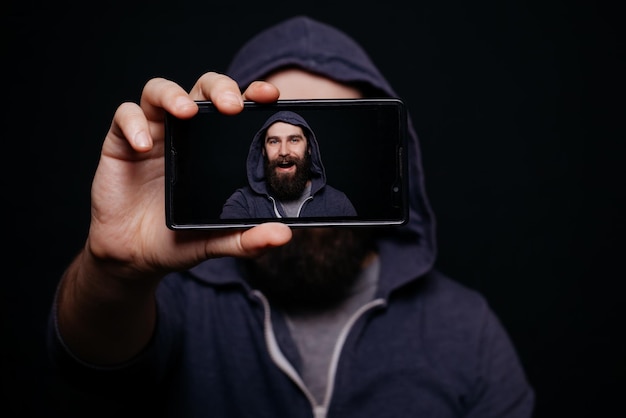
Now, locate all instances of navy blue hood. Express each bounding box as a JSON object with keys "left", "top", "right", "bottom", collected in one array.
[
  {"left": 227, "top": 17, "right": 396, "bottom": 96},
  {"left": 196, "top": 16, "right": 437, "bottom": 295}
]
